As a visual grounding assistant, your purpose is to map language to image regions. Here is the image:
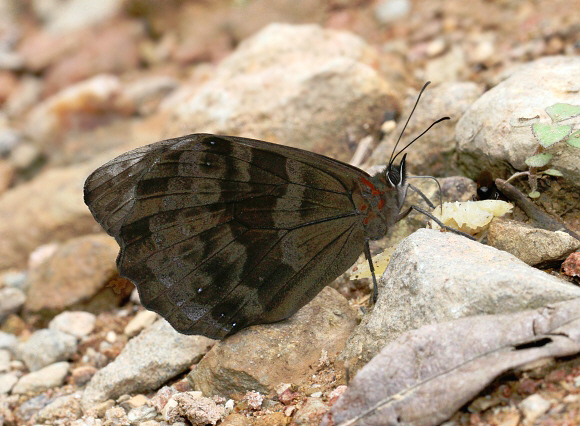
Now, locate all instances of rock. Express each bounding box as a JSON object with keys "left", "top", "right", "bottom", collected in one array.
[
  {"left": 488, "top": 218, "right": 580, "bottom": 266},
  {"left": 127, "top": 404, "right": 157, "bottom": 423},
  {"left": 166, "top": 23, "right": 397, "bottom": 163},
  {"left": 5, "top": 76, "right": 42, "bottom": 117},
  {"left": 562, "top": 252, "right": 580, "bottom": 278},
  {"left": 190, "top": 287, "right": 356, "bottom": 398},
  {"left": 243, "top": 390, "right": 263, "bottom": 410},
  {"left": 43, "top": 21, "right": 144, "bottom": 96},
  {"left": 9, "top": 141, "right": 41, "bottom": 171},
  {"left": 0, "top": 126, "right": 21, "bottom": 157},
  {"left": 0, "top": 71, "right": 17, "bottom": 103},
  {"left": 18, "top": 27, "right": 78, "bottom": 73},
  {"left": 131, "top": 421, "right": 159, "bottom": 426},
  {"left": 163, "top": 392, "right": 226, "bottom": 425},
  {"left": 122, "top": 394, "right": 148, "bottom": 410},
  {"left": 0, "top": 159, "right": 15, "bottom": 194},
  {"left": 424, "top": 46, "right": 467, "bottom": 85},
  {"left": 25, "top": 74, "right": 131, "bottom": 148},
  {"left": 0, "top": 287, "right": 25, "bottom": 323},
  {"left": 292, "top": 397, "right": 329, "bottom": 425},
  {"left": 456, "top": 56, "right": 580, "bottom": 189},
  {"left": 25, "top": 234, "right": 129, "bottom": 321},
  {"left": 49, "top": 311, "right": 97, "bottom": 338},
  {"left": 120, "top": 75, "right": 178, "bottom": 116},
  {"left": 373, "top": 0, "right": 411, "bottom": 24},
  {"left": 71, "top": 365, "right": 98, "bottom": 387},
  {"left": 81, "top": 319, "right": 215, "bottom": 409},
  {"left": 0, "top": 349, "right": 10, "bottom": 372},
  {"left": 15, "top": 329, "right": 77, "bottom": 371},
  {"left": 14, "top": 393, "right": 53, "bottom": 423},
  {"left": 0, "top": 52, "right": 22, "bottom": 71},
  {"left": 85, "top": 399, "right": 115, "bottom": 418},
  {"left": 0, "top": 373, "right": 17, "bottom": 394},
  {"left": 1, "top": 270, "right": 28, "bottom": 291},
  {"left": 368, "top": 82, "right": 483, "bottom": 177},
  {"left": 124, "top": 310, "right": 158, "bottom": 338},
  {"left": 11, "top": 361, "right": 70, "bottom": 394},
  {"left": 36, "top": 392, "right": 83, "bottom": 423},
  {"left": 519, "top": 394, "right": 551, "bottom": 423},
  {"left": 31, "top": 0, "right": 124, "bottom": 33},
  {"left": 0, "top": 331, "right": 17, "bottom": 351},
  {"left": 28, "top": 242, "right": 59, "bottom": 269},
  {"left": 103, "top": 406, "right": 130, "bottom": 426},
  {"left": 0, "top": 160, "right": 107, "bottom": 270},
  {"left": 150, "top": 385, "right": 179, "bottom": 413},
  {"left": 340, "top": 229, "right": 580, "bottom": 373}
]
